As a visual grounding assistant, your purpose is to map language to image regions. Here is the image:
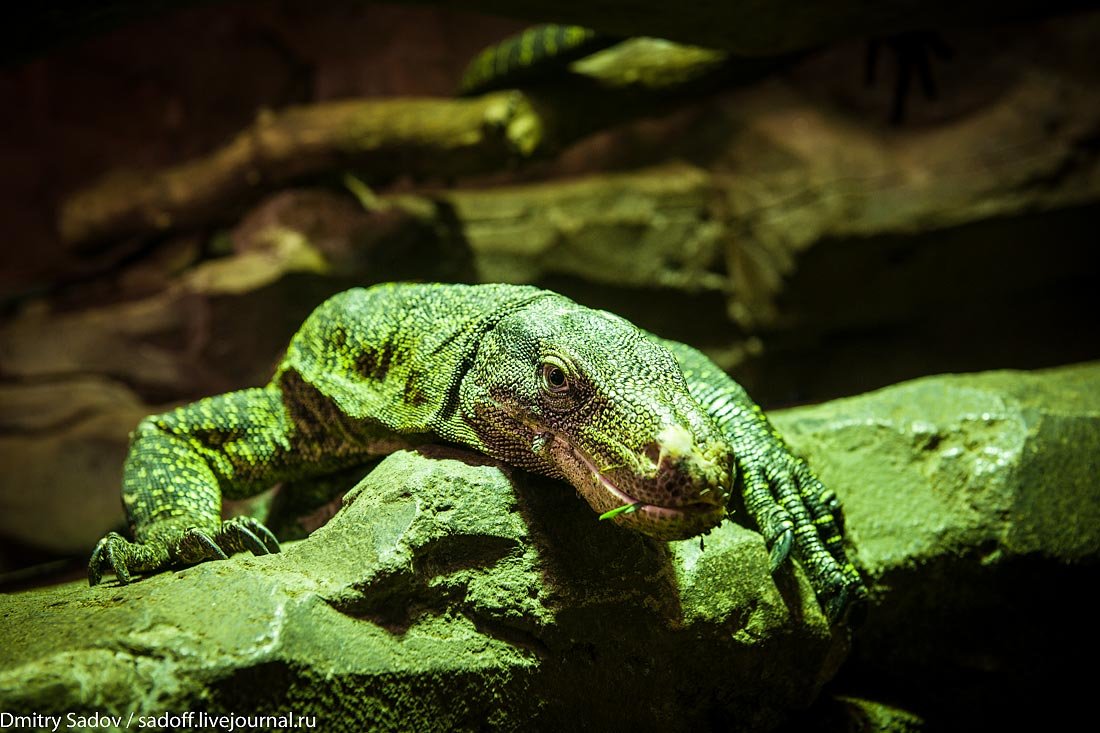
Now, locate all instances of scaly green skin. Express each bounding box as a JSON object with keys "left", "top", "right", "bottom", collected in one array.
[
  {"left": 458, "top": 24, "right": 616, "bottom": 96},
  {"left": 89, "top": 283, "right": 864, "bottom": 620}
]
